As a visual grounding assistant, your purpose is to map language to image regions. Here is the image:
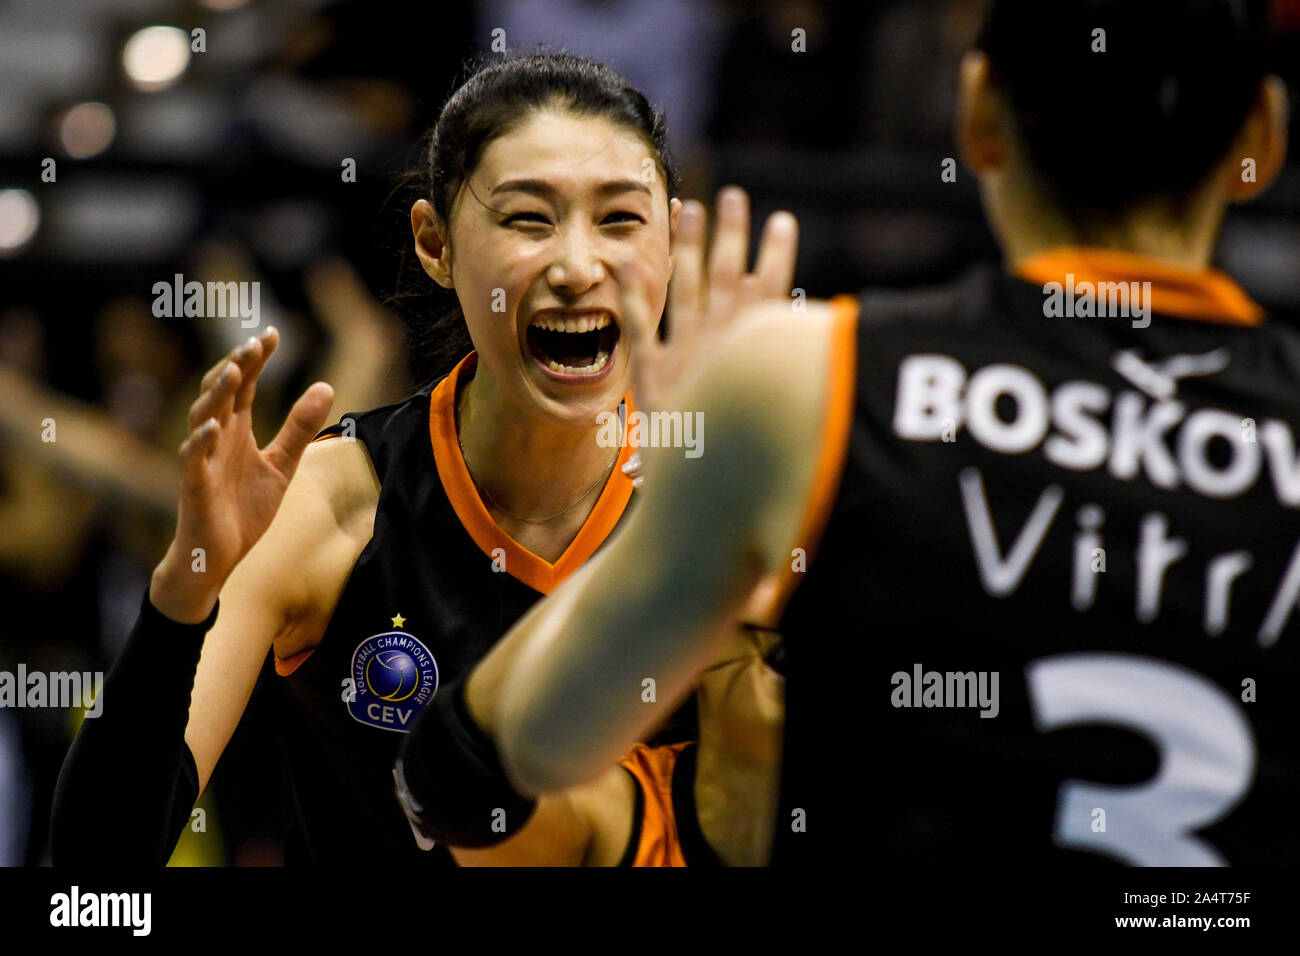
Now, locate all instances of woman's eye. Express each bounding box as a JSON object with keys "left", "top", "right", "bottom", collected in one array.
[
  {"left": 503, "top": 212, "right": 549, "bottom": 226},
  {"left": 602, "top": 212, "right": 644, "bottom": 225}
]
